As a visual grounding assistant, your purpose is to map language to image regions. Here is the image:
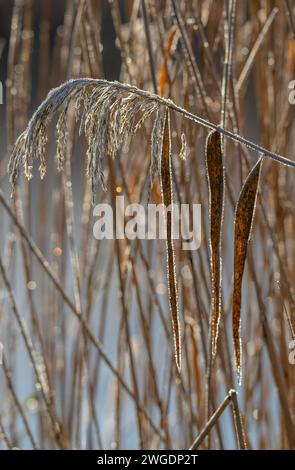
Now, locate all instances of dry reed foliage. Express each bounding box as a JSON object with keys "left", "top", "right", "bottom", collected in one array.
[
  {"left": 233, "top": 158, "right": 263, "bottom": 380},
  {"left": 2, "top": 0, "right": 295, "bottom": 451},
  {"left": 205, "top": 130, "right": 224, "bottom": 357}
]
